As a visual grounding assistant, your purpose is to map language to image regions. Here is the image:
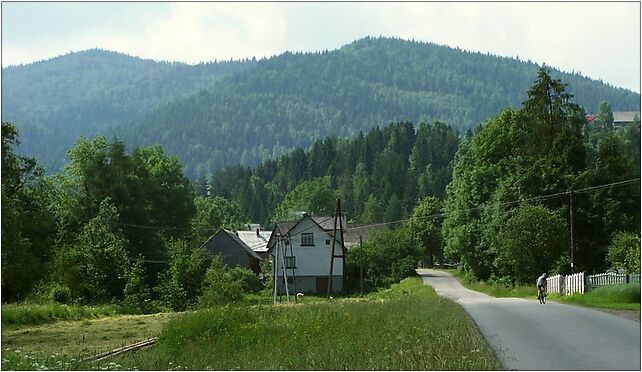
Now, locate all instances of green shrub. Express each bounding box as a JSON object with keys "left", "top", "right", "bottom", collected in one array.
[
  {"left": 607, "top": 231, "right": 641, "bottom": 273},
  {"left": 227, "top": 267, "right": 262, "bottom": 293},
  {"left": 155, "top": 241, "right": 208, "bottom": 311},
  {"left": 123, "top": 257, "right": 152, "bottom": 313},
  {"left": 48, "top": 283, "right": 71, "bottom": 304},
  {"left": 390, "top": 256, "right": 418, "bottom": 283},
  {"left": 197, "top": 257, "right": 244, "bottom": 308}
]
